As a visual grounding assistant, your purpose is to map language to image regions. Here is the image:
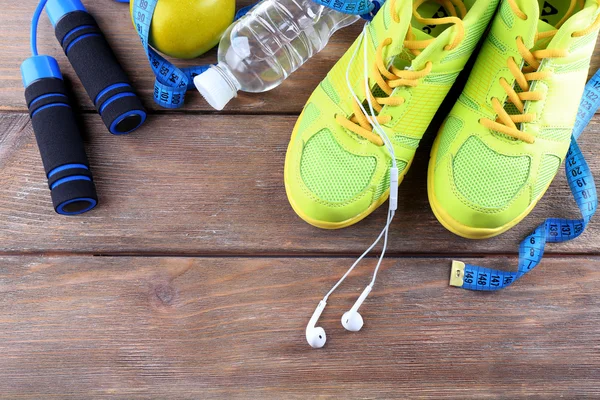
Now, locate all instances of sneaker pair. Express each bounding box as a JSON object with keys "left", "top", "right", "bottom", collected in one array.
[{"left": 284, "top": 0, "right": 600, "bottom": 238}]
